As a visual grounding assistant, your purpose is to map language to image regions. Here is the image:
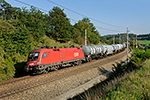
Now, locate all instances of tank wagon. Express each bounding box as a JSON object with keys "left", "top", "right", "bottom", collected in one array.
[
  {"left": 93, "top": 45, "right": 106, "bottom": 58},
  {"left": 111, "top": 44, "right": 126, "bottom": 53},
  {"left": 81, "top": 45, "right": 105, "bottom": 61},
  {"left": 102, "top": 45, "right": 114, "bottom": 55},
  {"left": 122, "top": 43, "right": 126, "bottom": 50},
  {"left": 24, "top": 43, "right": 126, "bottom": 74},
  {"left": 111, "top": 44, "right": 119, "bottom": 53},
  {"left": 117, "top": 44, "right": 123, "bottom": 52}
]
